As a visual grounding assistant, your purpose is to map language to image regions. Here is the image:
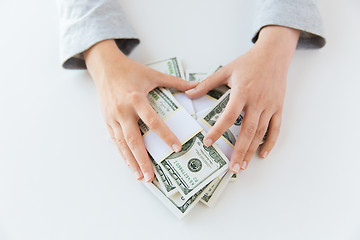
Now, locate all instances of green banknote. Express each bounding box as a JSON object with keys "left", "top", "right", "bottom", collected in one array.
[
  {"left": 202, "top": 90, "right": 244, "bottom": 146},
  {"left": 144, "top": 170, "right": 210, "bottom": 219},
  {"left": 160, "top": 131, "right": 228, "bottom": 197}
]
